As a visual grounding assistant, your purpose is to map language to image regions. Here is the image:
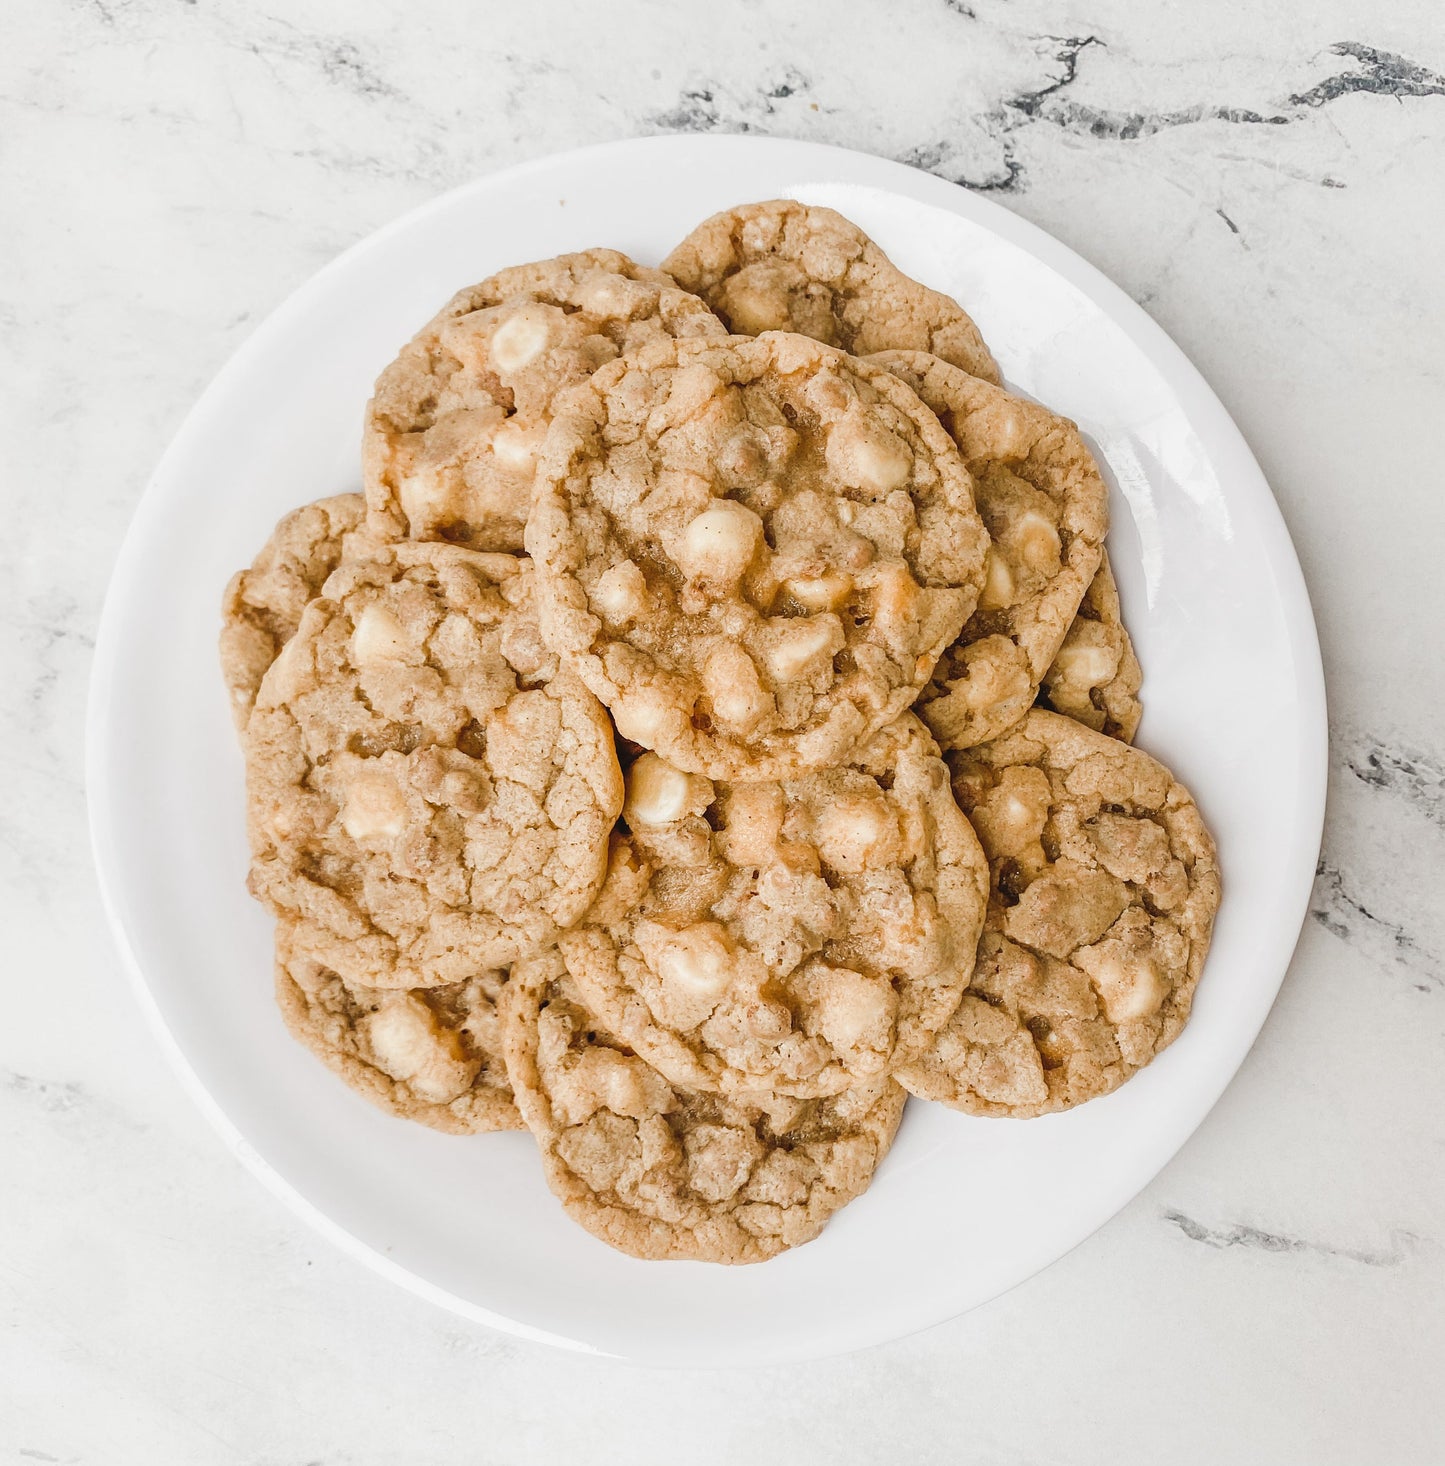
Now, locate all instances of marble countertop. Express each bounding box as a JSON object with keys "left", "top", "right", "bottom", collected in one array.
[{"left": 4, "top": 1, "right": 1443, "bottom": 1460}]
